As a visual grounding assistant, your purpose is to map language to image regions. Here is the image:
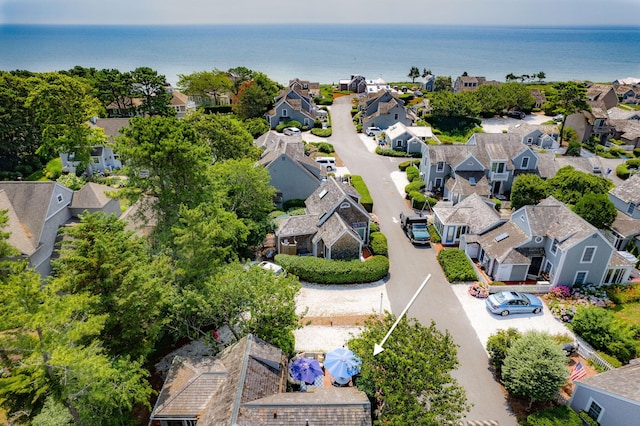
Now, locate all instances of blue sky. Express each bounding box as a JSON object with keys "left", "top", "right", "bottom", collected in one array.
[{"left": 1, "top": 0, "right": 639, "bottom": 25}]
